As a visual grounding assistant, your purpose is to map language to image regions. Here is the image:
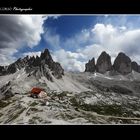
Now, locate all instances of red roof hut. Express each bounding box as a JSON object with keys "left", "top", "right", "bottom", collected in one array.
[{"left": 31, "top": 88, "right": 43, "bottom": 97}]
